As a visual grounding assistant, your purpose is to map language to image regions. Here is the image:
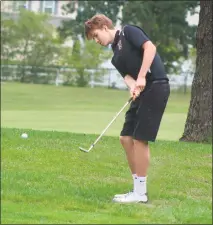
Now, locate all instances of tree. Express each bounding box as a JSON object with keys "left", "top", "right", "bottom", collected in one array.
[
  {"left": 58, "top": 1, "right": 122, "bottom": 86},
  {"left": 1, "top": 9, "right": 62, "bottom": 82},
  {"left": 1, "top": 19, "right": 18, "bottom": 65},
  {"left": 59, "top": 1, "right": 199, "bottom": 73},
  {"left": 180, "top": 1, "right": 212, "bottom": 143},
  {"left": 60, "top": 39, "right": 111, "bottom": 87},
  {"left": 121, "top": 0, "right": 199, "bottom": 73},
  {"left": 59, "top": 0, "right": 124, "bottom": 40}
]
